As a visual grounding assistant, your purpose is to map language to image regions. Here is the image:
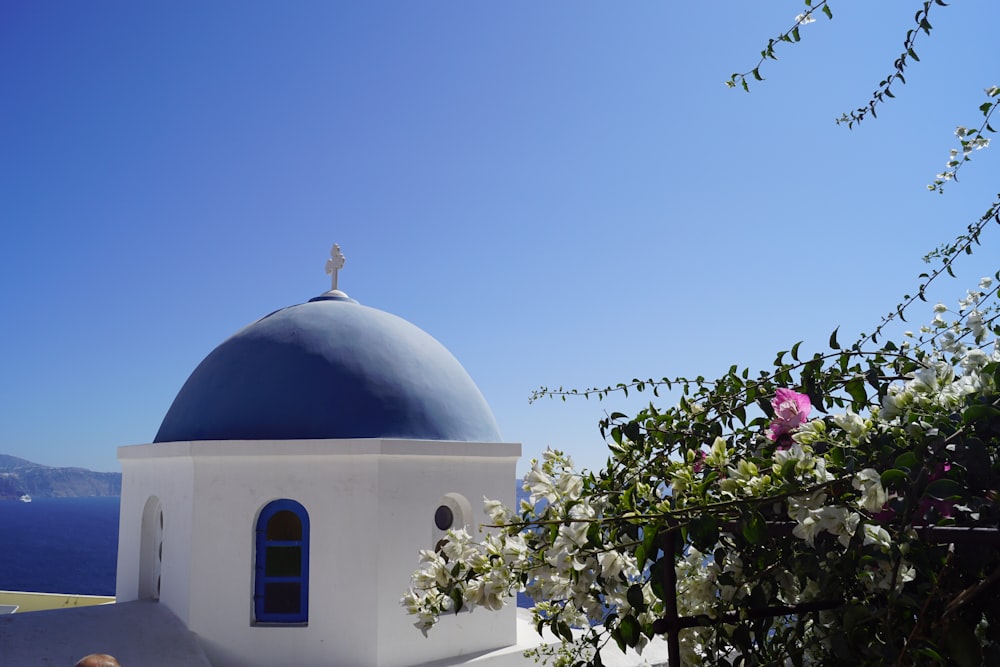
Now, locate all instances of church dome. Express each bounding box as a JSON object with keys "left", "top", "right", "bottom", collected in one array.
[{"left": 153, "top": 292, "right": 502, "bottom": 443}]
